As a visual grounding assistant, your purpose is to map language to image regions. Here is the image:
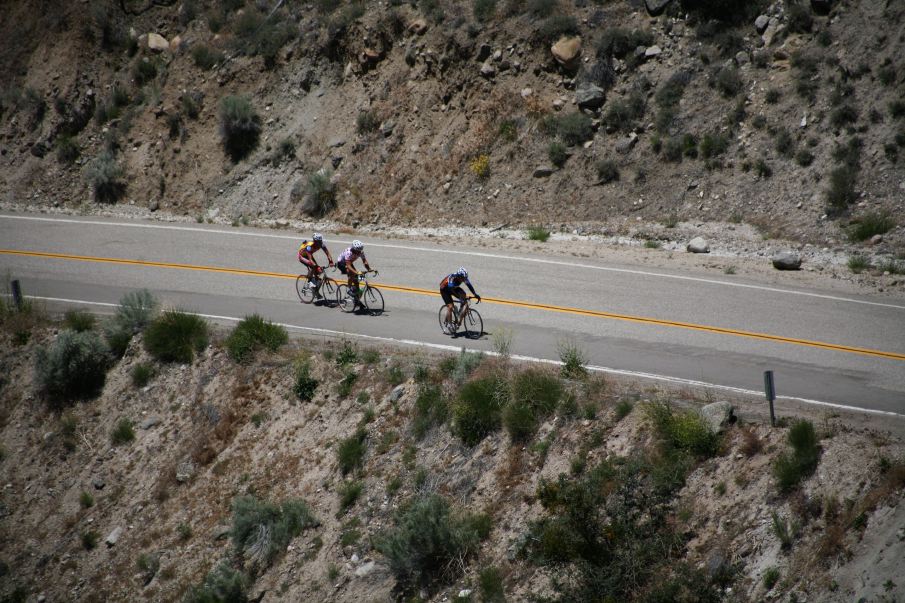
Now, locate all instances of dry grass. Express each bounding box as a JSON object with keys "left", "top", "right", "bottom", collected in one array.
[{"left": 739, "top": 426, "right": 763, "bottom": 457}]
